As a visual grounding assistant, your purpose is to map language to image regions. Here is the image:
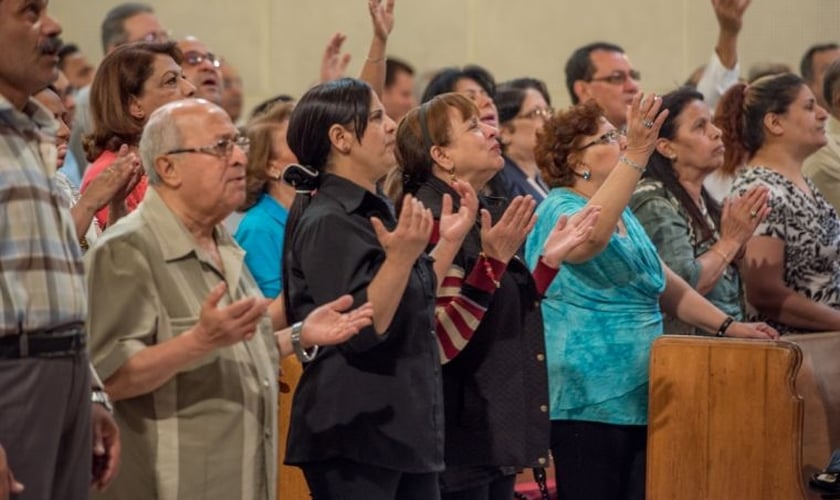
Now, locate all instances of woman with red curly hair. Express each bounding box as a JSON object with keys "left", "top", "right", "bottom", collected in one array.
[{"left": 525, "top": 94, "right": 777, "bottom": 500}]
